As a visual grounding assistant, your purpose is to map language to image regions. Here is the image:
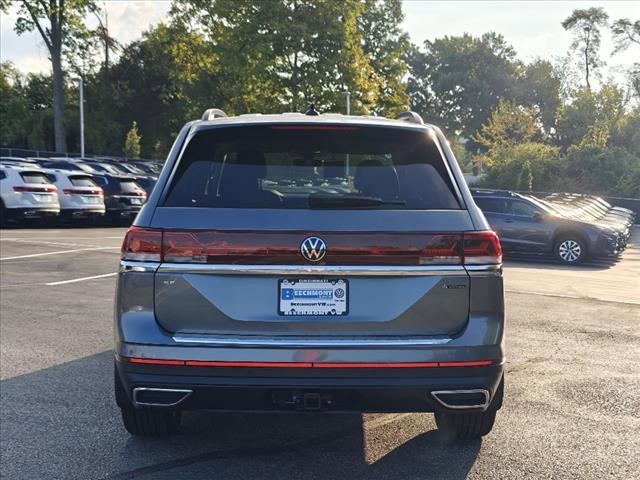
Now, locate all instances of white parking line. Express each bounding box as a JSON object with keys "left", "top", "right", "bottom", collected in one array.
[
  {"left": 0, "top": 238, "right": 121, "bottom": 248},
  {"left": 45, "top": 272, "right": 118, "bottom": 286},
  {"left": 0, "top": 247, "right": 120, "bottom": 261}
]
